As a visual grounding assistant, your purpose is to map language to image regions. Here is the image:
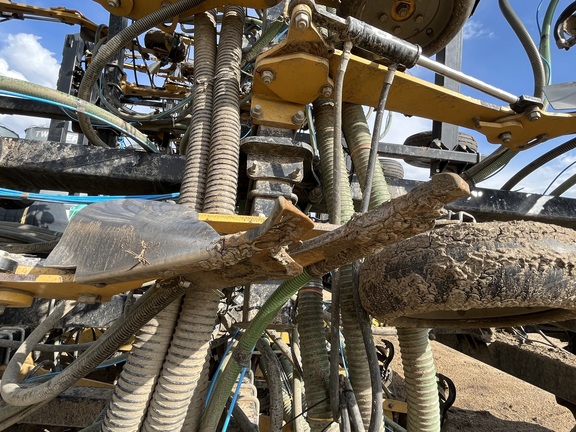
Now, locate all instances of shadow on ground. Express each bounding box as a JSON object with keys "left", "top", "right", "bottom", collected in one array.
[{"left": 444, "top": 407, "right": 571, "bottom": 432}]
